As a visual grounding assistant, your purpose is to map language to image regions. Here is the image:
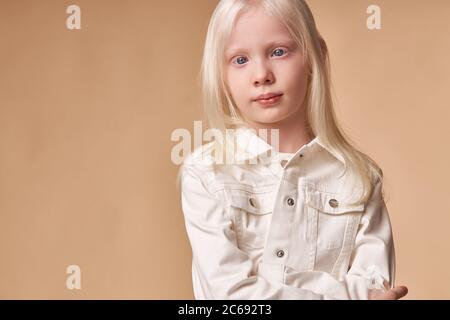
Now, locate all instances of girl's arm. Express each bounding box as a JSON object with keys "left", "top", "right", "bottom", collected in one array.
[
  {"left": 272, "top": 178, "right": 396, "bottom": 300},
  {"left": 181, "top": 164, "right": 335, "bottom": 300}
]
